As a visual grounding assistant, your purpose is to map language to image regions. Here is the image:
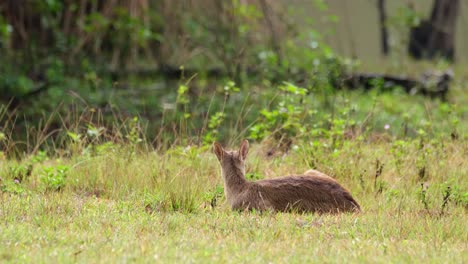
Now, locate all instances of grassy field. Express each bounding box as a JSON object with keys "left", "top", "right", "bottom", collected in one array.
[
  {"left": 1, "top": 132, "right": 467, "bottom": 262},
  {"left": 1, "top": 66, "right": 467, "bottom": 262},
  {"left": 1, "top": 1, "right": 467, "bottom": 262}
]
